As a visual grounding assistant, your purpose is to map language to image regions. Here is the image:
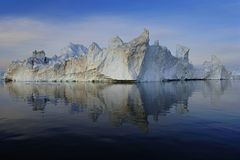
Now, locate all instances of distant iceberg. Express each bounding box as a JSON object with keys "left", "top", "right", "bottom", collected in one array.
[
  {"left": 4, "top": 29, "right": 232, "bottom": 82},
  {"left": 0, "top": 71, "right": 4, "bottom": 80}
]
